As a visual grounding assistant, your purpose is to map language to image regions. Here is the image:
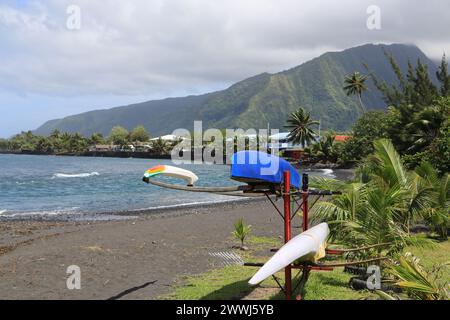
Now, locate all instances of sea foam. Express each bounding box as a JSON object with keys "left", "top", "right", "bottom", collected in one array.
[{"left": 52, "top": 172, "right": 100, "bottom": 179}]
